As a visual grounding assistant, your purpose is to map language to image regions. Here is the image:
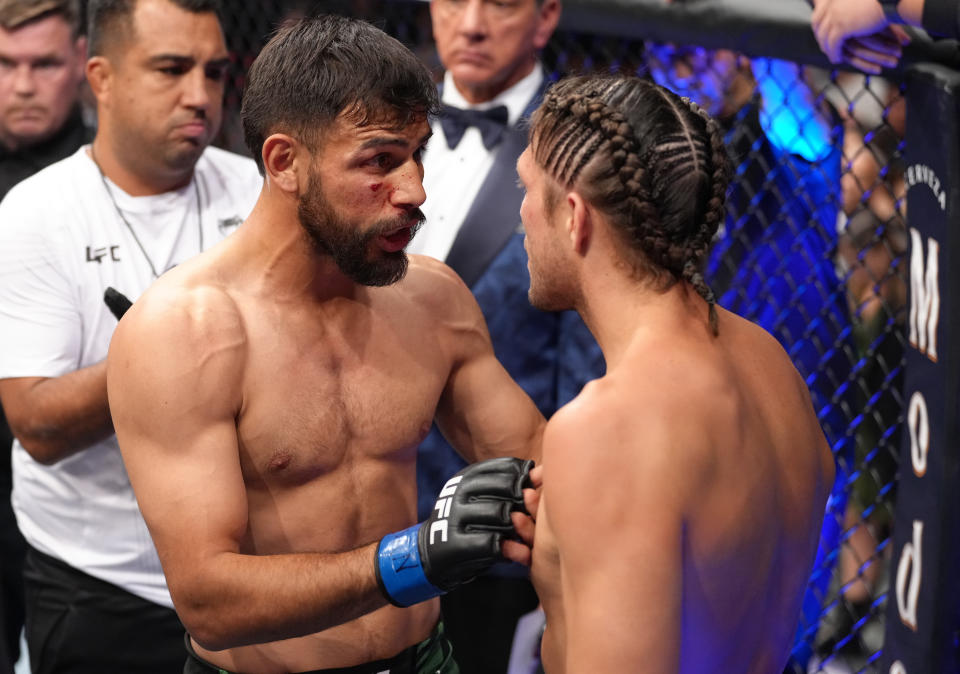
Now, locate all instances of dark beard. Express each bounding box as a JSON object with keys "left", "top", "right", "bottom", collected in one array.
[{"left": 297, "top": 176, "right": 423, "bottom": 287}]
